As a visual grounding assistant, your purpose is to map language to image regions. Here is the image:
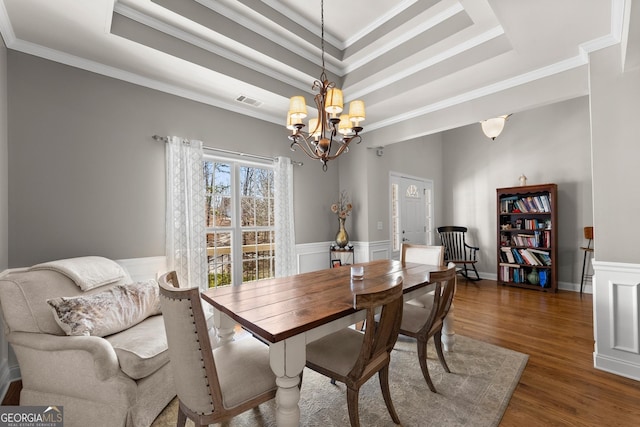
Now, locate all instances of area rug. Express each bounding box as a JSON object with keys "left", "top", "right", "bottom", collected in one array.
[{"left": 152, "top": 335, "right": 528, "bottom": 427}]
